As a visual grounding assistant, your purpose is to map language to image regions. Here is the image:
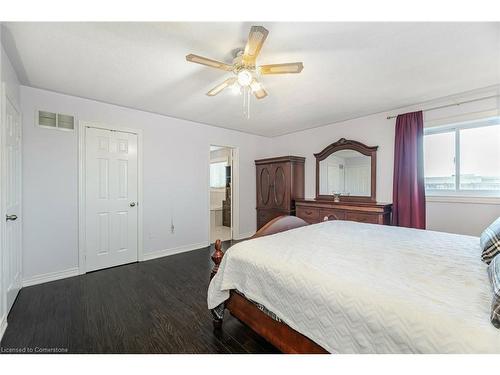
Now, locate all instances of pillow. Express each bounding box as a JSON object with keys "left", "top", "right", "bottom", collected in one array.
[
  {"left": 488, "top": 255, "right": 500, "bottom": 328},
  {"left": 480, "top": 217, "right": 500, "bottom": 264}
]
